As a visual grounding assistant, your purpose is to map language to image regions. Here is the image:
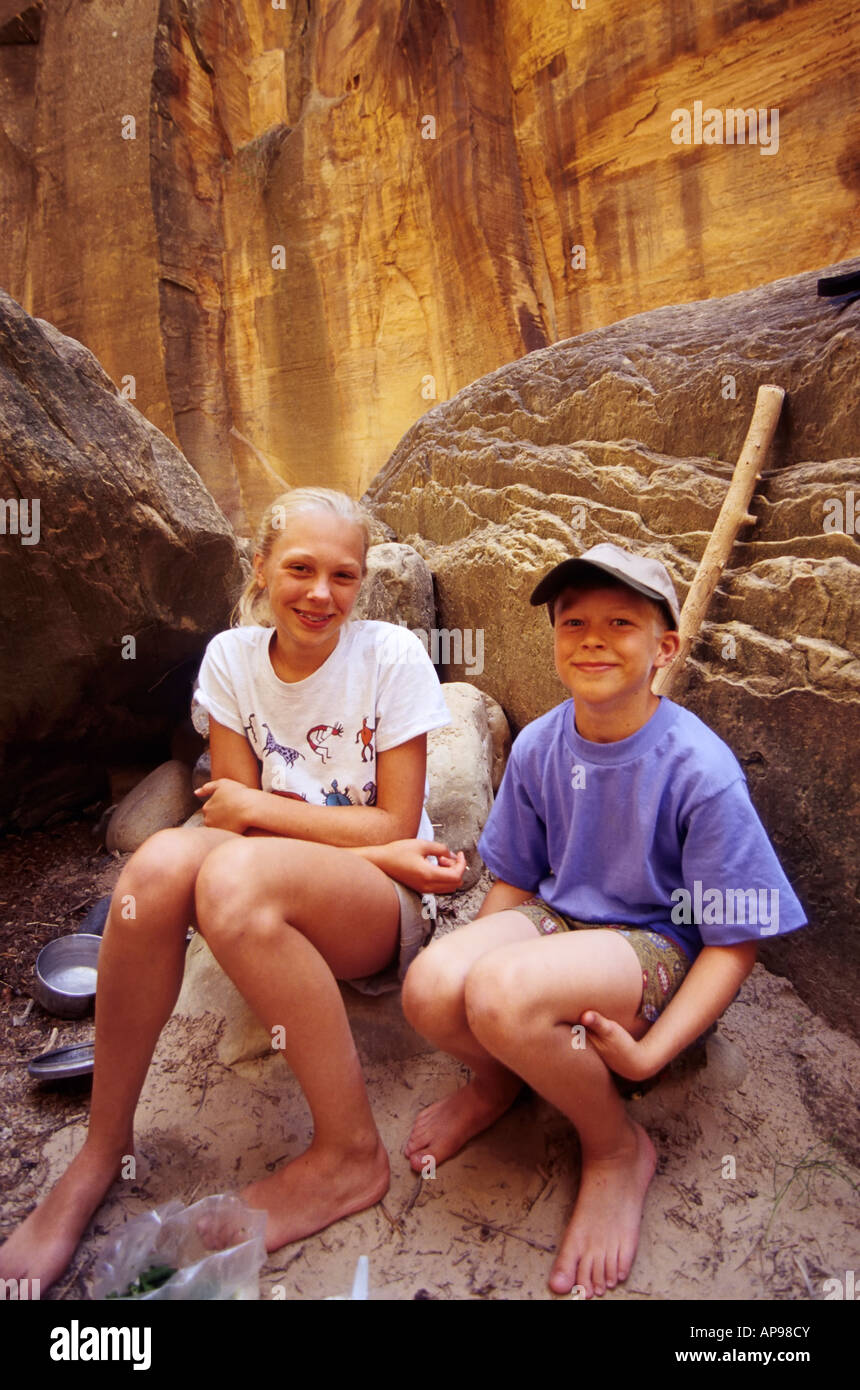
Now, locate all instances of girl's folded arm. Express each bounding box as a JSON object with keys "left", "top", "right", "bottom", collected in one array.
[
  {"left": 198, "top": 725, "right": 428, "bottom": 847},
  {"left": 208, "top": 716, "right": 263, "bottom": 787}
]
